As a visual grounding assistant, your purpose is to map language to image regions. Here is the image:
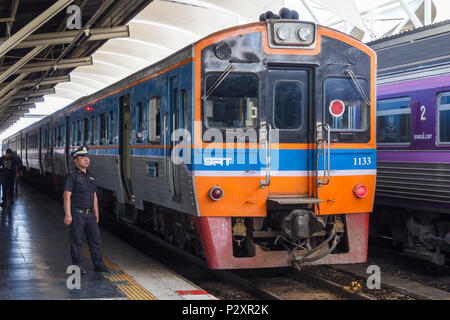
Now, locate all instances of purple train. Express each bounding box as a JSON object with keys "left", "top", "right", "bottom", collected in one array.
[{"left": 370, "top": 22, "right": 450, "bottom": 264}]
